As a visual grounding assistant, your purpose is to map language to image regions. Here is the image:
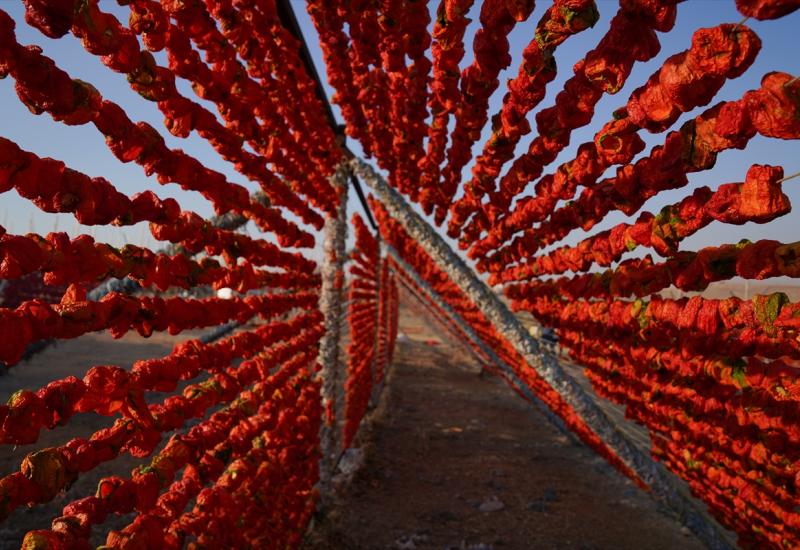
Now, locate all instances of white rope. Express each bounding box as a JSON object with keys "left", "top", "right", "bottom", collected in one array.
[{"left": 779, "top": 170, "right": 800, "bottom": 183}]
